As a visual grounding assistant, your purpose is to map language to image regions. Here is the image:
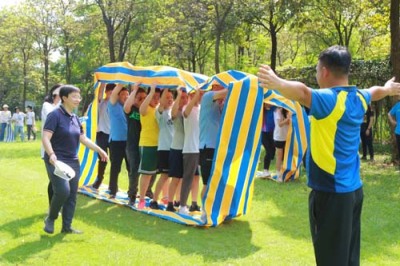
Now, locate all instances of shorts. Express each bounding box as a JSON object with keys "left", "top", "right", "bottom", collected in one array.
[
  {"left": 200, "top": 148, "right": 215, "bottom": 185},
  {"left": 138, "top": 146, "right": 158, "bottom": 174},
  {"left": 169, "top": 149, "right": 183, "bottom": 178},
  {"left": 158, "top": 150, "right": 170, "bottom": 174},
  {"left": 274, "top": 140, "right": 286, "bottom": 149}
]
